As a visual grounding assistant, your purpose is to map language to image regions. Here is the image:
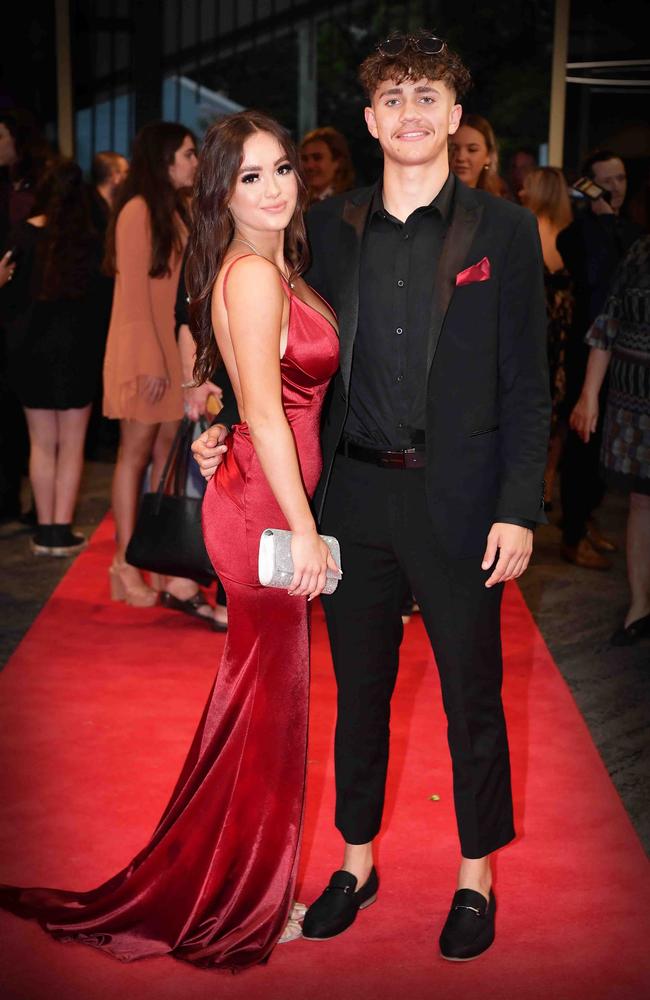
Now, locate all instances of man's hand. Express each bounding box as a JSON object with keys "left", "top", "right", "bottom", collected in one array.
[
  {"left": 591, "top": 194, "right": 615, "bottom": 217},
  {"left": 569, "top": 392, "right": 599, "bottom": 443},
  {"left": 184, "top": 380, "right": 223, "bottom": 421},
  {"left": 191, "top": 423, "right": 229, "bottom": 480},
  {"left": 482, "top": 523, "right": 533, "bottom": 588}
]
